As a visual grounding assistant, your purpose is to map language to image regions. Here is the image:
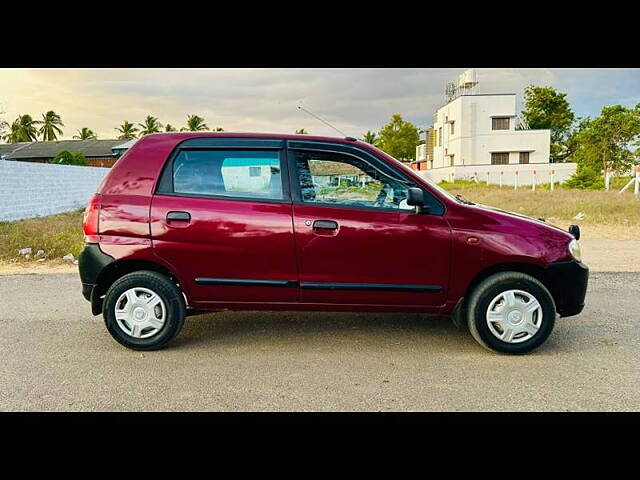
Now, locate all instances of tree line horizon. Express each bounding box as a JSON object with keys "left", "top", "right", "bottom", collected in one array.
[
  {"left": 0, "top": 114, "right": 224, "bottom": 143},
  {"left": 2, "top": 85, "right": 639, "bottom": 183}
]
